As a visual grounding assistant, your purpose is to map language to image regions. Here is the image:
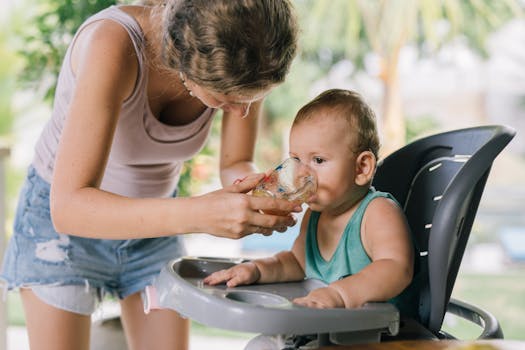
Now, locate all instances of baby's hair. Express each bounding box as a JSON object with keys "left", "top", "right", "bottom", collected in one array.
[
  {"left": 160, "top": 0, "right": 298, "bottom": 95},
  {"left": 293, "top": 89, "right": 381, "bottom": 160}
]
